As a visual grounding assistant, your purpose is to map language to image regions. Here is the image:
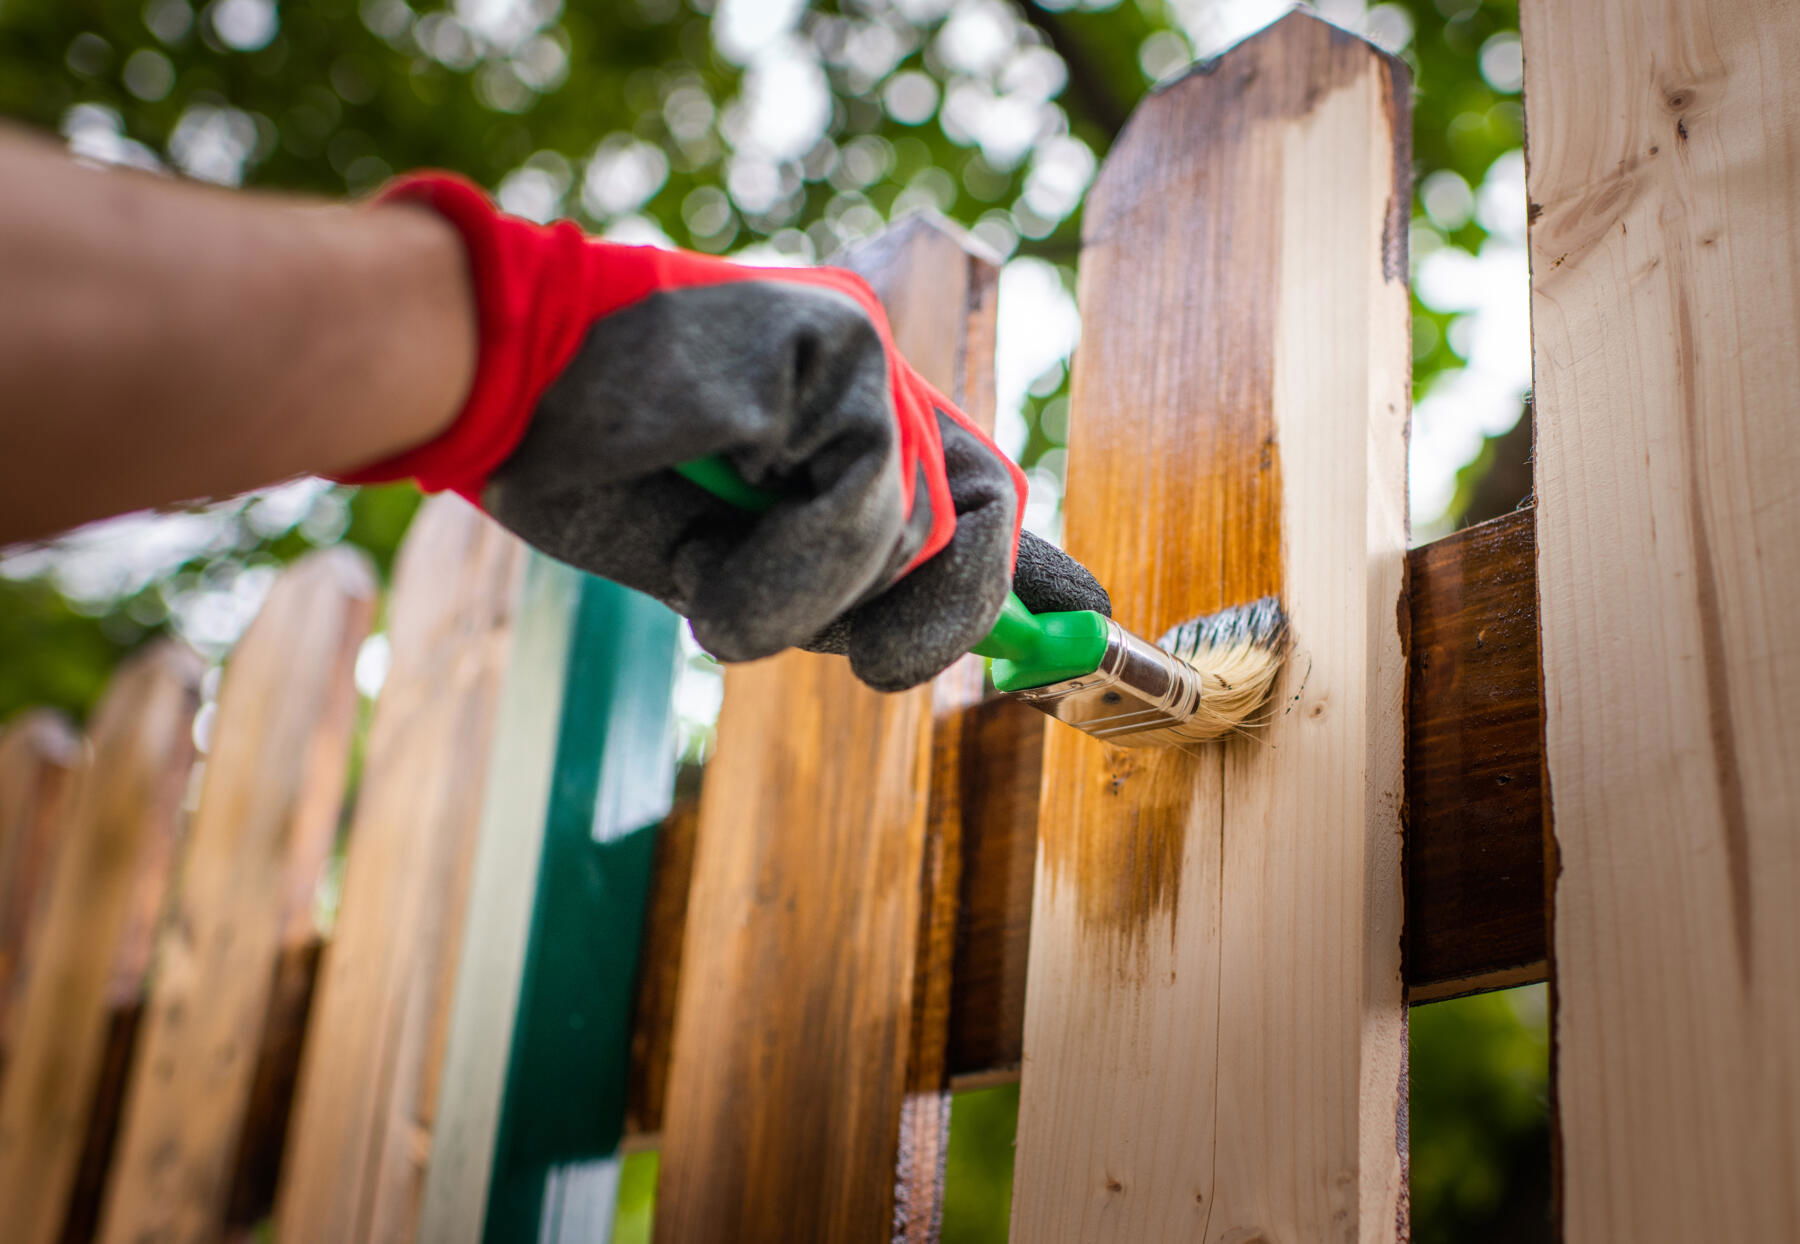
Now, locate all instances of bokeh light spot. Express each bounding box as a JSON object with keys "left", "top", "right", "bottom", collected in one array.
[
  {"left": 123, "top": 49, "right": 176, "bottom": 102},
  {"left": 883, "top": 70, "right": 939, "bottom": 126},
  {"left": 209, "top": 0, "right": 279, "bottom": 53}
]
